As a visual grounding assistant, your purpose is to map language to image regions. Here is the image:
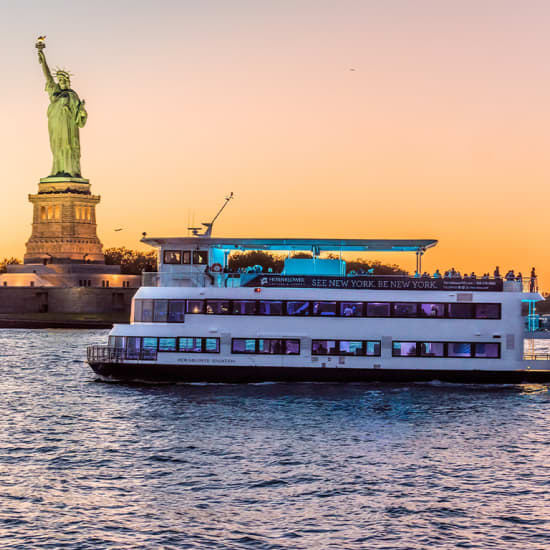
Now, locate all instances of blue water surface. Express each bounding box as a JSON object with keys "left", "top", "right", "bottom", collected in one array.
[{"left": 1, "top": 329, "right": 550, "bottom": 549}]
